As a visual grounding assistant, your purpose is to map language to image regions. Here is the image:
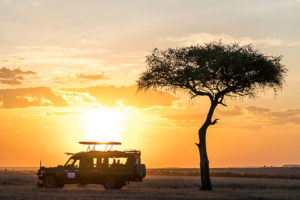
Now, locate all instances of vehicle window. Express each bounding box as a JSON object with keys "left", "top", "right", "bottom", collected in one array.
[
  {"left": 80, "top": 157, "right": 93, "bottom": 169},
  {"left": 108, "top": 158, "right": 116, "bottom": 166},
  {"left": 74, "top": 159, "right": 80, "bottom": 168},
  {"left": 109, "top": 157, "right": 127, "bottom": 168},
  {"left": 65, "top": 158, "right": 75, "bottom": 166},
  {"left": 93, "top": 158, "right": 97, "bottom": 168},
  {"left": 118, "top": 158, "right": 127, "bottom": 165},
  {"left": 98, "top": 157, "right": 103, "bottom": 165},
  {"left": 100, "top": 158, "right": 109, "bottom": 168},
  {"left": 126, "top": 157, "right": 134, "bottom": 165}
]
